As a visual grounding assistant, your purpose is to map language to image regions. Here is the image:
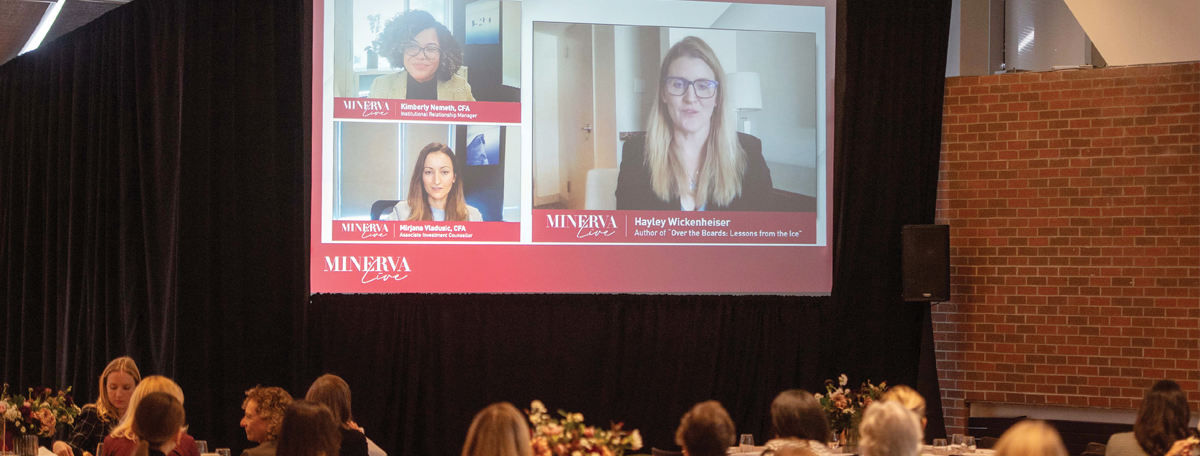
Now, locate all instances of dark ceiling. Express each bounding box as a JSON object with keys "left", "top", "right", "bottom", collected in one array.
[{"left": 0, "top": 0, "right": 128, "bottom": 66}]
